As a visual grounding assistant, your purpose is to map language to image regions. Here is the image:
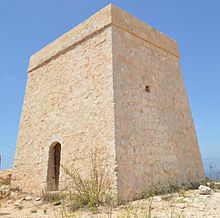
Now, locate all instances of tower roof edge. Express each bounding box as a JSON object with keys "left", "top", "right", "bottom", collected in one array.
[{"left": 28, "top": 4, "right": 179, "bottom": 73}]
